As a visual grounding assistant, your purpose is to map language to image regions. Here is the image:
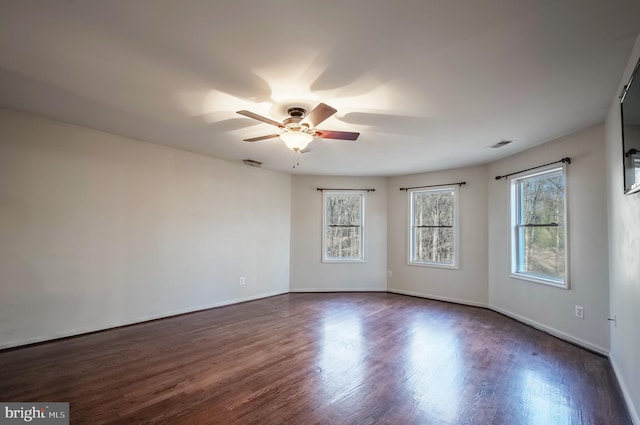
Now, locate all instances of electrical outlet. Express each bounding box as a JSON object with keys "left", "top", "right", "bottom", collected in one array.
[
  {"left": 575, "top": 305, "right": 584, "bottom": 319},
  {"left": 387, "top": 270, "right": 392, "bottom": 278},
  {"left": 239, "top": 277, "right": 245, "bottom": 285}
]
